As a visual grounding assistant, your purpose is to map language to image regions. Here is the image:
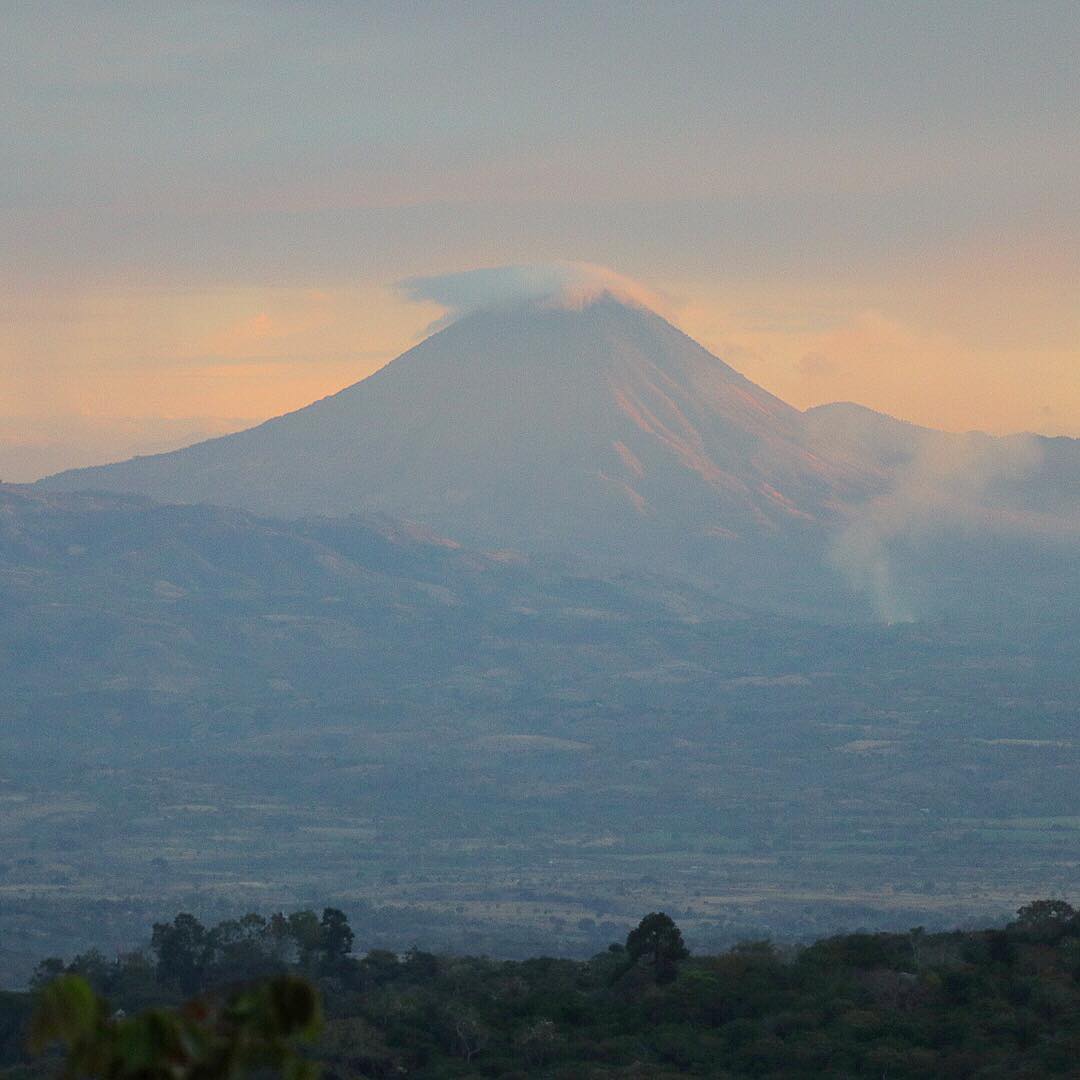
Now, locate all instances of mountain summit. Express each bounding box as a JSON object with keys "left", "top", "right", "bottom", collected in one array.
[{"left": 41, "top": 295, "right": 875, "bottom": 589}]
